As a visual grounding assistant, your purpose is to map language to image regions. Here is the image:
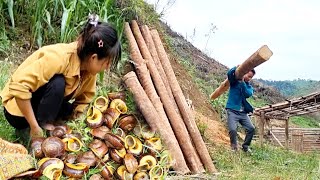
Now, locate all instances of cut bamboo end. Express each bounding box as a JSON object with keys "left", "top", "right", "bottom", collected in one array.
[
  {"left": 258, "top": 45, "right": 273, "bottom": 60},
  {"left": 210, "top": 80, "right": 229, "bottom": 100}
]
